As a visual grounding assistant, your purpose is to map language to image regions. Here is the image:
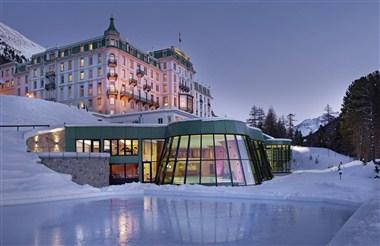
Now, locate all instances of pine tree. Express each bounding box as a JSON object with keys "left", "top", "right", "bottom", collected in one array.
[
  {"left": 263, "top": 107, "right": 278, "bottom": 137},
  {"left": 277, "top": 116, "right": 287, "bottom": 138},
  {"left": 322, "top": 104, "right": 335, "bottom": 124},
  {"left": 247, "top": 106, "right": 265, "bottom": 129},
  {"left": 286, "top": 113, "right": 296, "bottom": 138}
]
